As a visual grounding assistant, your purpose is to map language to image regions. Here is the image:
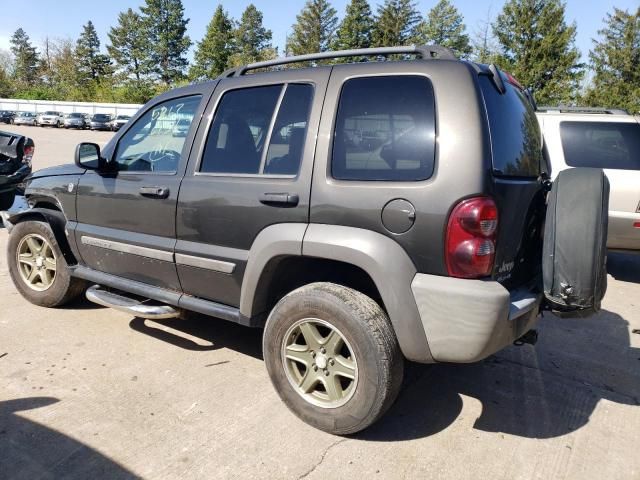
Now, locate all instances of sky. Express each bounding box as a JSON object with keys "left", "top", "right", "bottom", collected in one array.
[{"left": 0, "top": 0, "right": 638, "bottom": 63}]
